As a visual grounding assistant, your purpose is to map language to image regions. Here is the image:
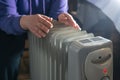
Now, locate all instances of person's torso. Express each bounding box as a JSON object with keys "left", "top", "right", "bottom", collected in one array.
[{"left": 16, "top": 0, "right": 52, "bottom": 15}]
